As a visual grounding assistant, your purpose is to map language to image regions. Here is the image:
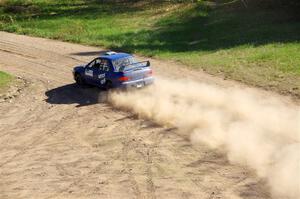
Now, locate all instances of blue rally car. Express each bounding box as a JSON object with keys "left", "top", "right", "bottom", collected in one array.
[{"left": 72, "top": 52, "right": 154, "bottom": 89}]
